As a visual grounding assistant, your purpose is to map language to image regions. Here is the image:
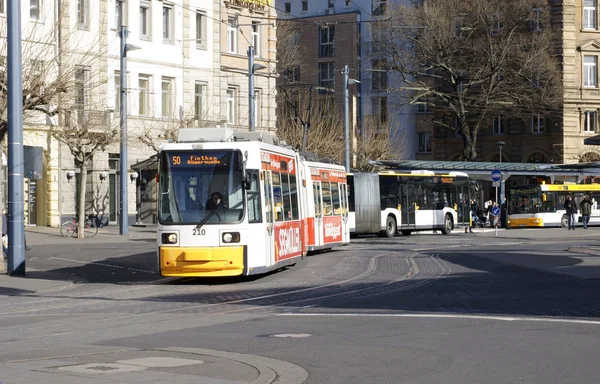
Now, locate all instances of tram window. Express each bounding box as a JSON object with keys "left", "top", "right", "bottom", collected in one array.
[
  {"left": 347, "top": 175, "right": 355, "bottom": 211},
  {"left": 331, "top": 182, "right": 341, "bottom": 214},
  {"left": 289, "top": 174, "right": 299, "bottom": 220},
  {"left": 247, "top": 170, "right": 262, "bottom": 223},
  {"left": 313, "top": 183, "right": 322, "bottom": 218},
  {"left": 322, "top": 182, "right": 333, "bottom": 216},
  {"left": 272, "top": 172, "right": 284, "bottom": 222},
  {"left": 281, "top": 172, "right": 293, "bottom": 221}
]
